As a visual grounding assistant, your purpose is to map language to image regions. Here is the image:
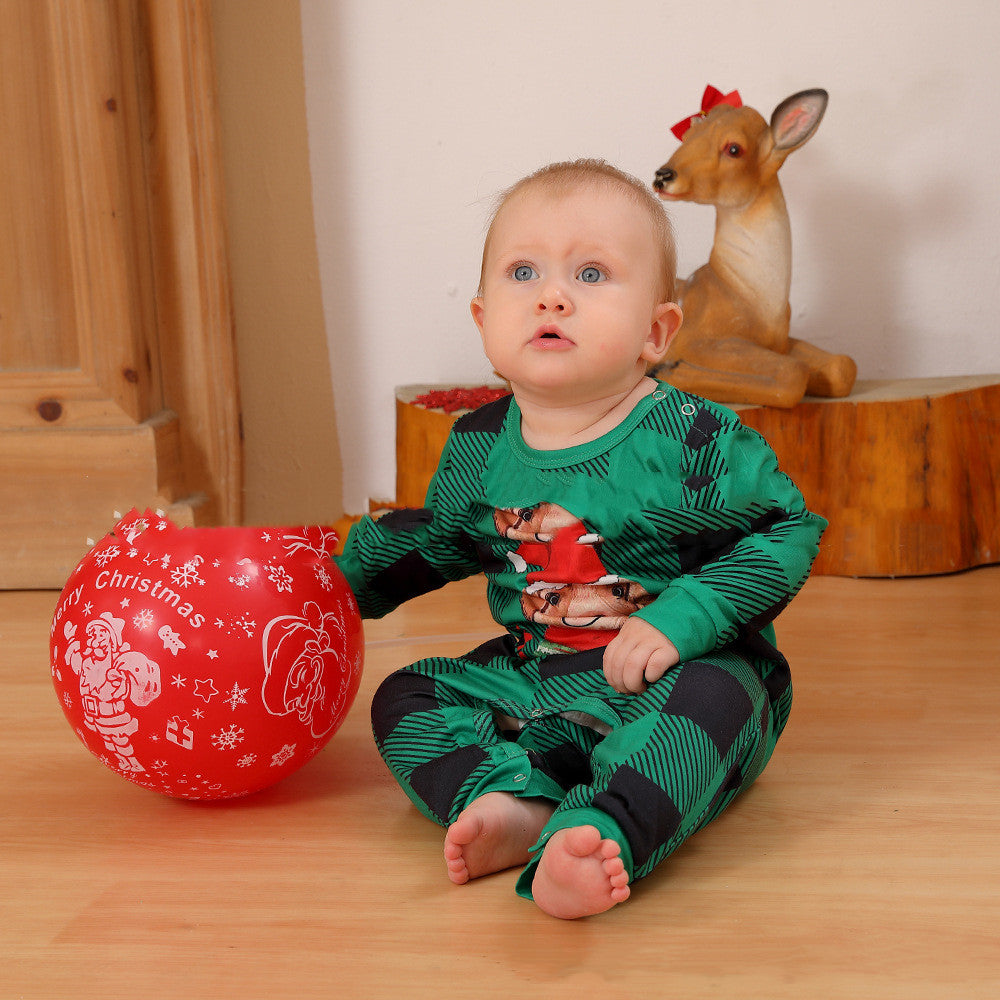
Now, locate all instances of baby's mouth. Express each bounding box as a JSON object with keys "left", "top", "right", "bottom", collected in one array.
[{"left": 532, "top": 324, "right": 571, "bottom": 345}]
